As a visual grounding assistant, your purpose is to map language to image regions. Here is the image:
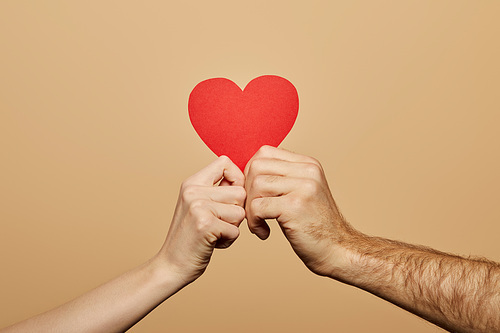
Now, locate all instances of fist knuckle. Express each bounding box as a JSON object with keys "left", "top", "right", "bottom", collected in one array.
[
  {"left": 252, "top": 175, "right": 267, "bottom": 191},
  {"left": 195, "top": 216, "right": 213, "bottom": 233},
  {"left": 254, "top": 145, "right": 269, "bottom": 158},
  {"left": 302, "top": 179, "right": 320, "bottom": 196},
  {"left": 259, "top": 145, "right": 273, "bottom": 154},
  {"left": 307, "top": 156, "right": 322, "bottom": 167},
  {"left": 249, "top": 158, "right": 267, "bottom": 174},
  {"left": 181, "top": 184, "right": 199, "bottom": 202},
  {"left": 304, "top": 163, "right": 322, "bottom": 178},
  {"left": 287, "top": 194, "right": 305, "bottom": 211},
  {"left": 189, "top": 199, "right": 208, "bottom": 216},
  {"left": 180, "top": 180, "right": 192, "bottom": 192}
]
